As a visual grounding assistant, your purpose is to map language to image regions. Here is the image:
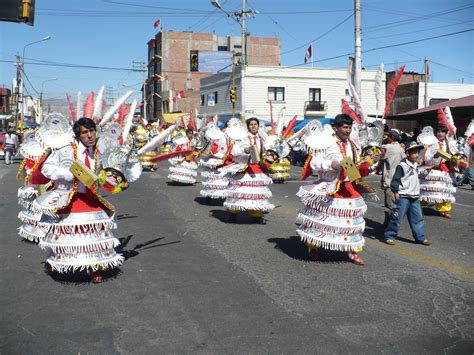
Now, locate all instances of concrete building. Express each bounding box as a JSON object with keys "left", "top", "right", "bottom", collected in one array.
[
  {"left": 199, "top": 65, "right": 386, "bottom": 123},
  {"left": 146, "top": 31, "right": 280, "bottom": 121}
]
